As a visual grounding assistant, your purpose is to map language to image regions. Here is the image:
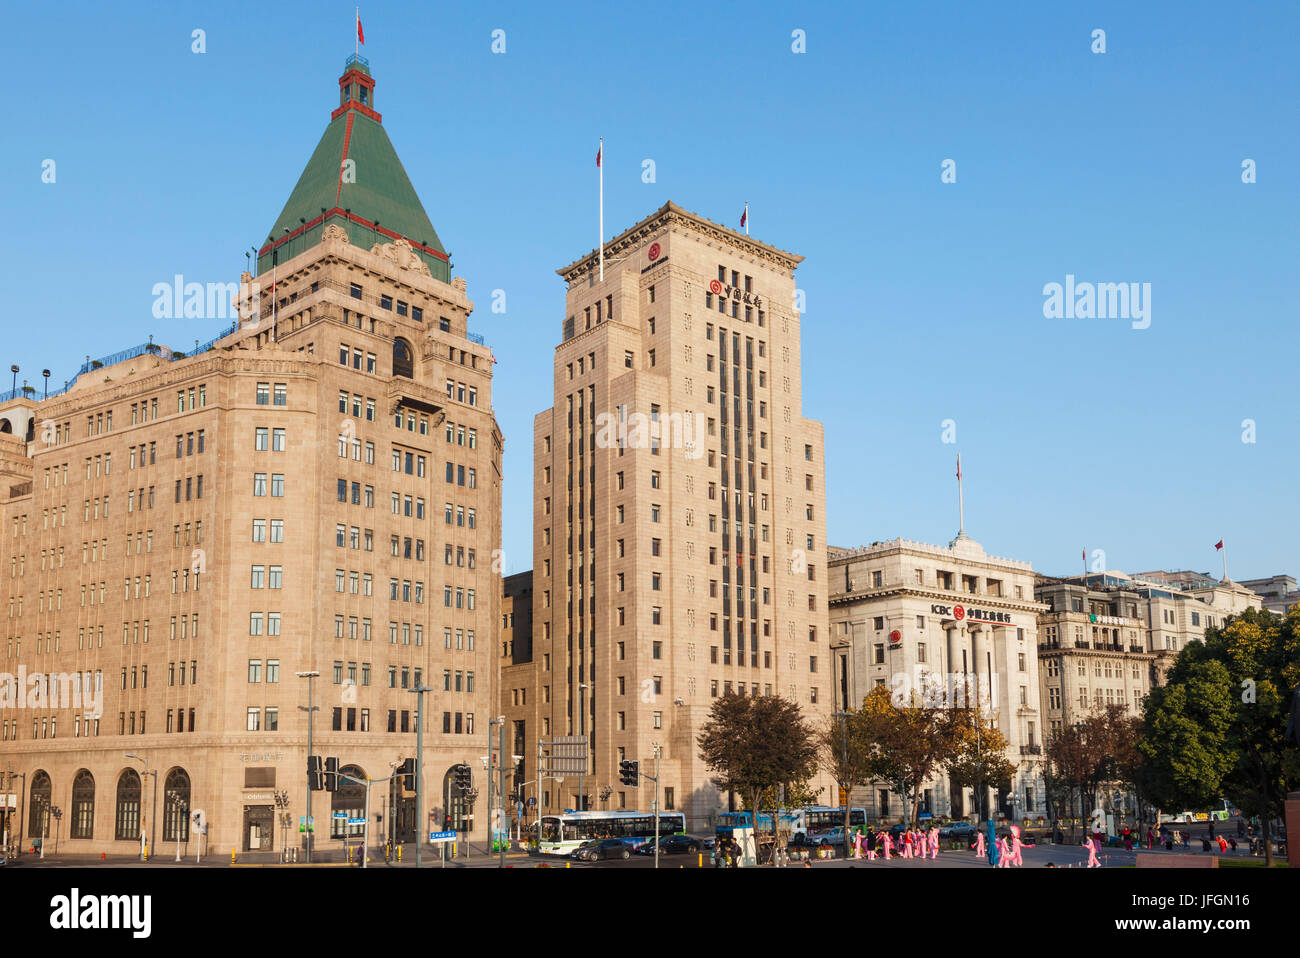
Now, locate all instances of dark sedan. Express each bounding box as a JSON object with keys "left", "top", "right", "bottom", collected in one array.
[
  {"left": 635, "top": 834, "right": 702, "bottom": 855},
  {"left": 570, "top": 839, "right": 631, "bottom": 862},
  {"left": 940, "top": 822, "right": 978, "bottom": 840}
]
